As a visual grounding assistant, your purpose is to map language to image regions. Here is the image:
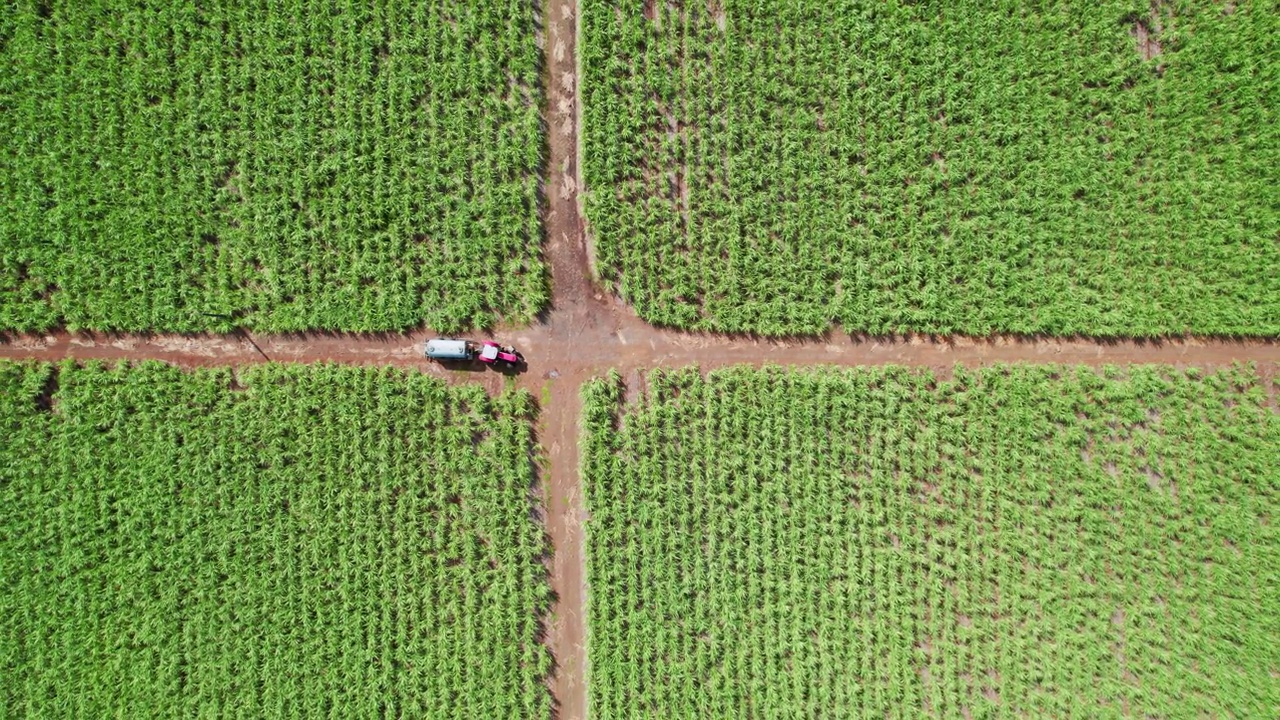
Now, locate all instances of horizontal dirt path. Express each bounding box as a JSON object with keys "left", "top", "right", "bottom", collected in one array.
[{"left": 5, "top": 325, "right": 1278, "bottom": 375}]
